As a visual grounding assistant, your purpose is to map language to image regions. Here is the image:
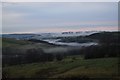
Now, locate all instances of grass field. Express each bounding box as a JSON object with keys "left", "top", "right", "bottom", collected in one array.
[
  {"left": 2, "top": 38, "right": 58, "bottom": 54},
  {"left": 3, "top": 57, "right": 119, "bottom": 79}
]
